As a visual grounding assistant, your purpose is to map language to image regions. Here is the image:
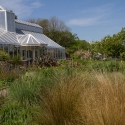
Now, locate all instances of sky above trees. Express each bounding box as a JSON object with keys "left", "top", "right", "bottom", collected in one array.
[{"left": 1, "top": 0, "right": 125, "bottom": 42}]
